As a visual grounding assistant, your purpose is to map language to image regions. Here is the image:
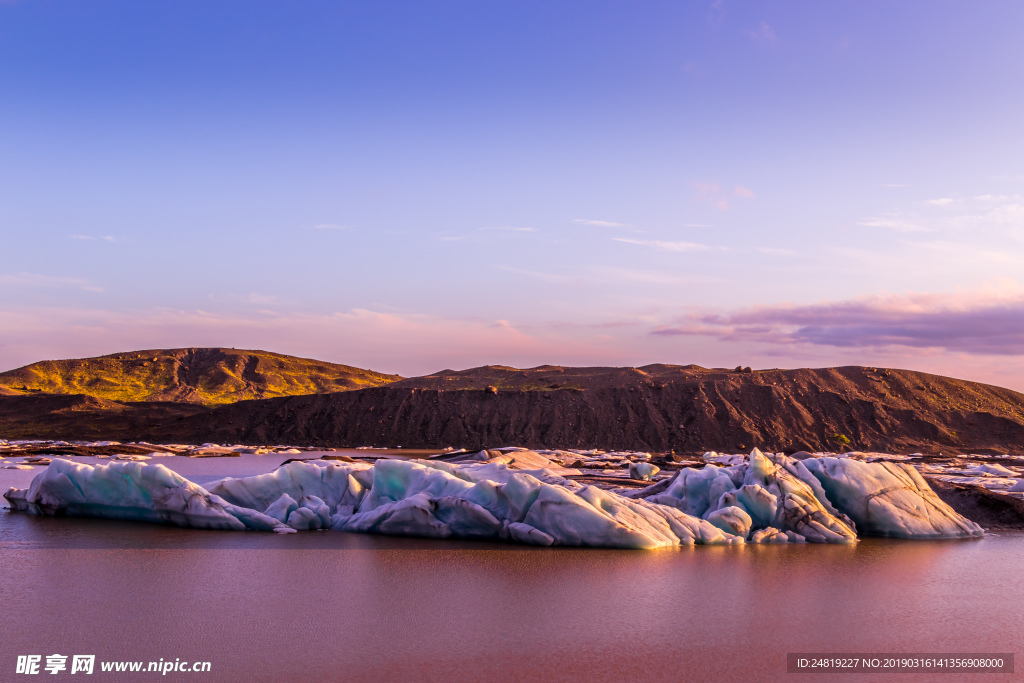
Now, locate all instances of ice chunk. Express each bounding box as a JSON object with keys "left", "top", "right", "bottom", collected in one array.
[
  {"left": 334, "top": 492, "right": 452, "bottom": 538},
  {"left": 2, "top": 459, "right": 289, "bottom": 532},
  {"left": 966, "top": 463, "right": 1020, "bottom": 477},
  {"left": 804, "top": 457, "right": 984, "bottom": 538},
  {"left": 628, "top": 462, "right": 660, "bottom": 480},
  {"left": 506, "top": 522, "right": 554, "bottom": 546},
  {"left": 264, "top": 493, "right": 298, "bottom": 523},
  {"left": 209, "top": 460, "right": 373, "bottom": 512},
  {"left": 750, "top": 527, "right": 789, "bottom": 544},
  {"left": 287, "top": 506, "right": 323, "bottom": 530},
  {"left": 704, "top": 505, "right": 753, "bottom": 538},
  {"left": 646, "top": 465, "right": 737, "bottom": 517}
]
